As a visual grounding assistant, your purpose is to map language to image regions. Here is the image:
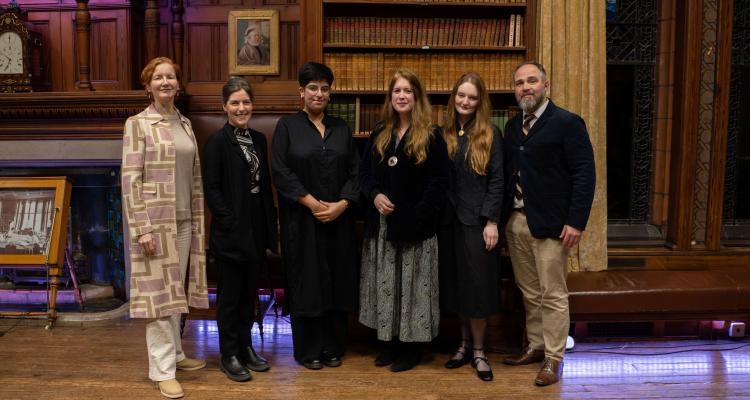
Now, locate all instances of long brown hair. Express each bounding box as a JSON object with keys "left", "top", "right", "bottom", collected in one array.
[
  {"left": 373, "top": 68, "right": 433, "bottom": 165},
  {"left": 443, "top": 72, "right": 494, "bottom": 175}
]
